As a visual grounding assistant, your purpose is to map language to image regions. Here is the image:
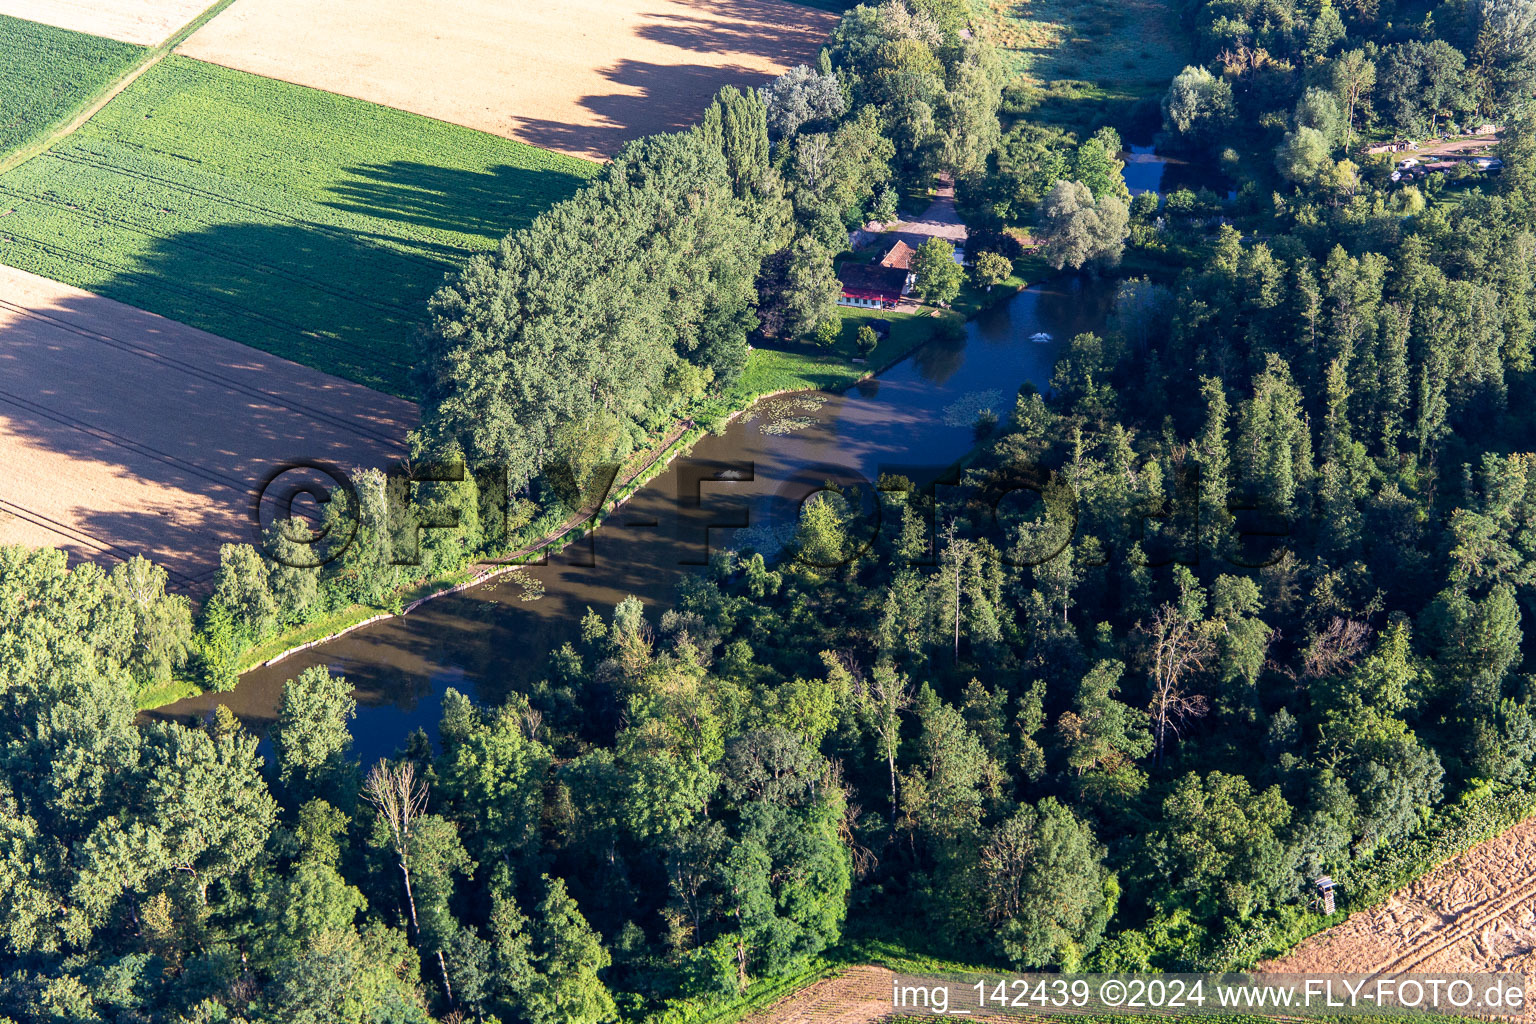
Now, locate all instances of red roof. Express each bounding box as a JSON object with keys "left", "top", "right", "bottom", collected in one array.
[
  {"left": 879, "top": 240, "right": 915, "bottom": 269},
  {"left": 837, "top": 263, "right": 907, "bottom": 302}
]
